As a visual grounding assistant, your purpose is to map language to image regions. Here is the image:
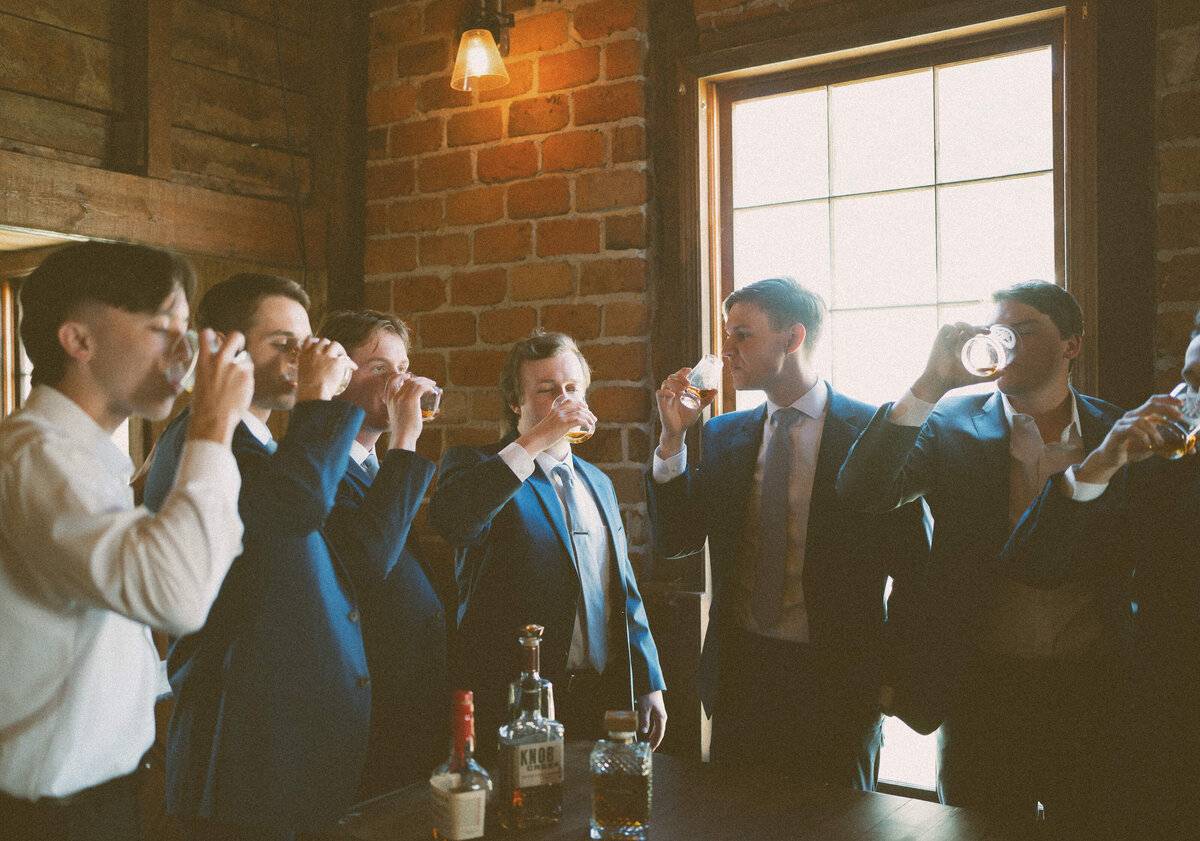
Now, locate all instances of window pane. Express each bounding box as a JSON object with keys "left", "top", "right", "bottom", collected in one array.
[
  {"left": 937, "top": 48, "right": 1053, "bottom": 183},
  {"left": 733, "top": 202, "right": 832, "bottom": 300},
  {"left": 829, "top": 305, "right": 938, "bottom": 406},
  {"left": 831, "top": 69, "right": 933, "bottom": 195},
  {"left": 832, "top": 190, "right": 936, "bottom": 309},
  {"left": 733, "top": 89, "right": 829, "bottom": 208},
  {"left": 938, "top": 174, "right": 1056, "bottom": 302}
]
